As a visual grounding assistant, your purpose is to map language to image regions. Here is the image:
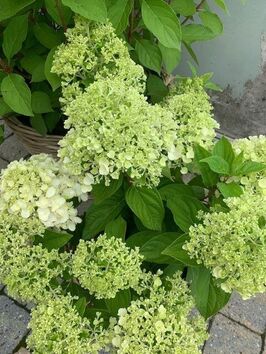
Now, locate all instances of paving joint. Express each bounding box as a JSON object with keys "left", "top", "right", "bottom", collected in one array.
[{"left": 219, "top": 312, "right": 264, "bottom": 336}]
